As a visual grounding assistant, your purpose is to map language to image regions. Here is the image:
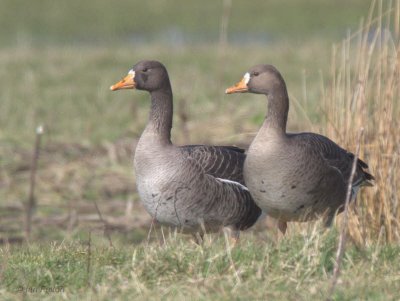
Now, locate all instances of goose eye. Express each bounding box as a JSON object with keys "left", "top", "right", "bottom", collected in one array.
[
  {"left": 142, "top": 68, "right": 148, "bottom": 72},
  {"left": 253, "top": 72, "right": 259, "bottom": 76}
]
